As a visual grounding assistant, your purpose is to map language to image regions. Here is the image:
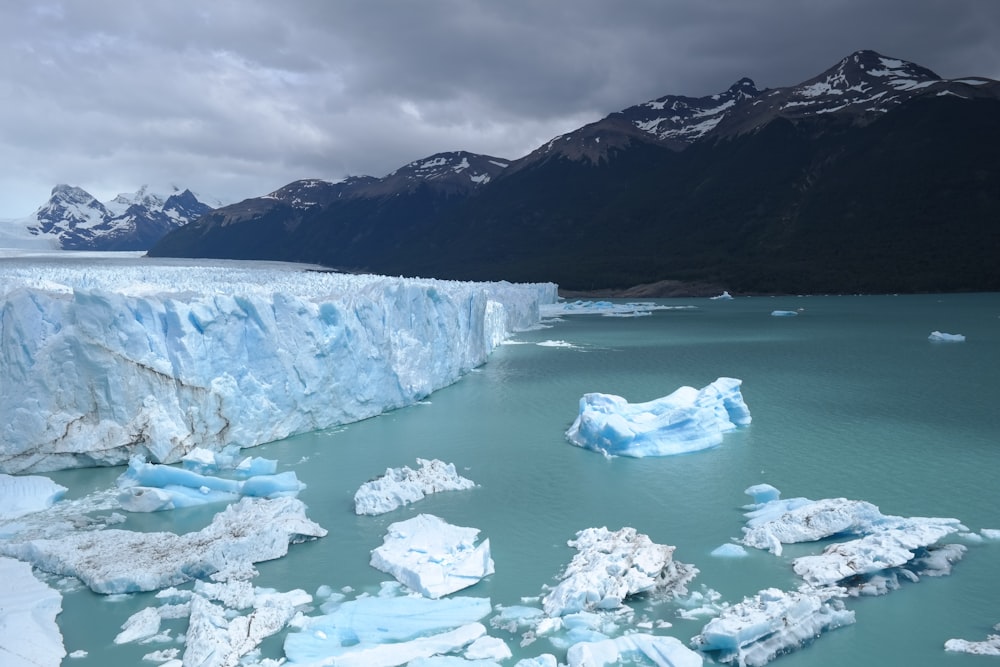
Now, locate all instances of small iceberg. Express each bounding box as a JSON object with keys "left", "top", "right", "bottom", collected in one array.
[
  {"left": 928, "top": 330, "right": 965, "bottom": 342},
  {"left": 691, "top": 587, "right": 855, "bottom": 666},
  {"left": 542, "top": 526, "right": 697, "bottom": 617},
  {"left": 566, "top": 377, "right": 751, "bottom": 457},
  {"left": 370, "top": 514, "right": 494, "bottom": 598},
  {"left": 568, "top": 633, "right": 703, "bottom": 666},
  {"left": 710, "top": 291, "right": 733, "bottom": 300},
  {"left": 770, "top": 310, "right": 798, "bottom": 317},
  {"left": 0, "top": 473, "right": 67, "bottom": 521},
  {"left": 945, "top": 623, "right": 1000, "bottom": 655},
  {"left": 354, "top": 458, "right": 475, "bottom": 516}
]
